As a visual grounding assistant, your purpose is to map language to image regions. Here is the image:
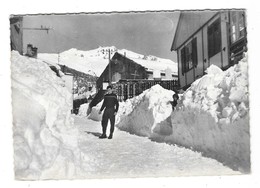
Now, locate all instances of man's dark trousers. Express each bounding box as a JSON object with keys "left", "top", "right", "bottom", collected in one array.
[{"left": 101, "top": 108, "right": 115, "bottom": 136}]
